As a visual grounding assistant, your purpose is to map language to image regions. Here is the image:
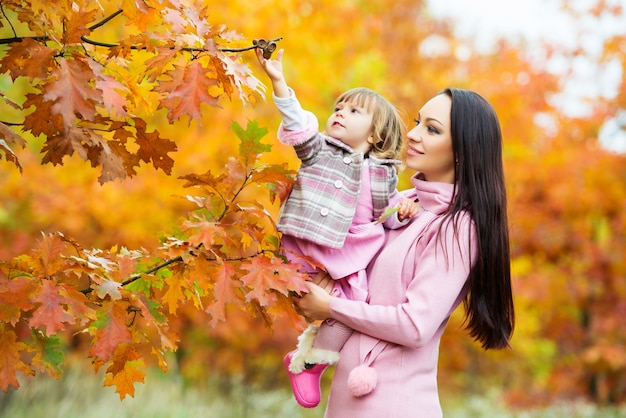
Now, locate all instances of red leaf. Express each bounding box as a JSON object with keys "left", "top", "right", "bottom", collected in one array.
[{"left": 29, "top": 280, "right": 79, "bottom": 335}]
